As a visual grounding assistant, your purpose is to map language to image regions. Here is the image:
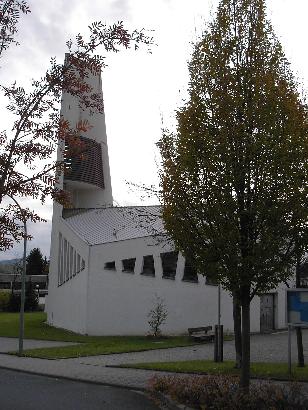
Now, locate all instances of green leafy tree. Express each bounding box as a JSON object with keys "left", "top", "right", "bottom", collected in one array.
[
  {"left": 26, "top": 247, "right": 45, "bottom": 275},
  {"left": 159, "top": 0, "right": 308, "bottom": 389}
]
